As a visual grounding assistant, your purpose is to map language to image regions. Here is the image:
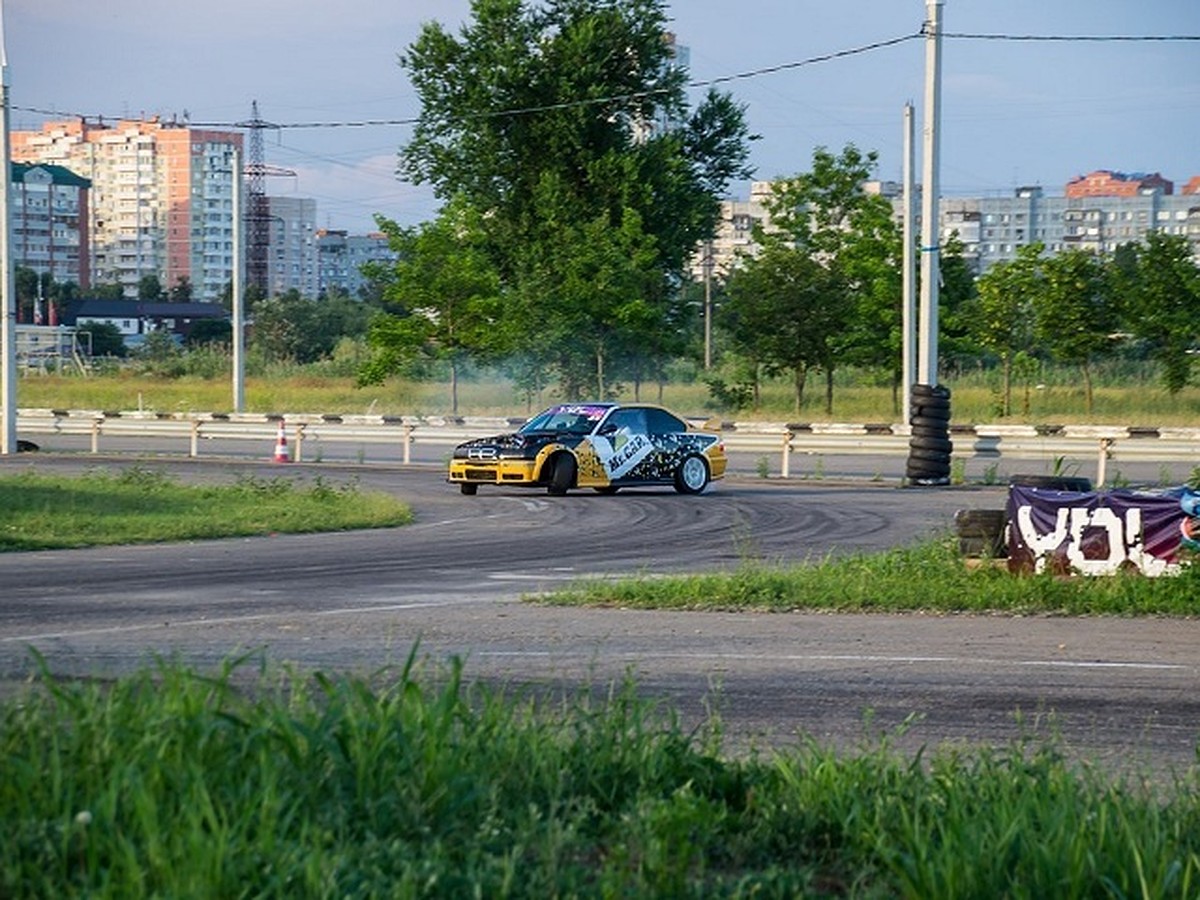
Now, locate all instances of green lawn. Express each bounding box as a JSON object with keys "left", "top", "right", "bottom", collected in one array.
[
  {"left": 529, "top": 538, "right": 1200, "bottom": 617},
  {"left": 0, "top": 468, "right": 412, "bottom": 551}
]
